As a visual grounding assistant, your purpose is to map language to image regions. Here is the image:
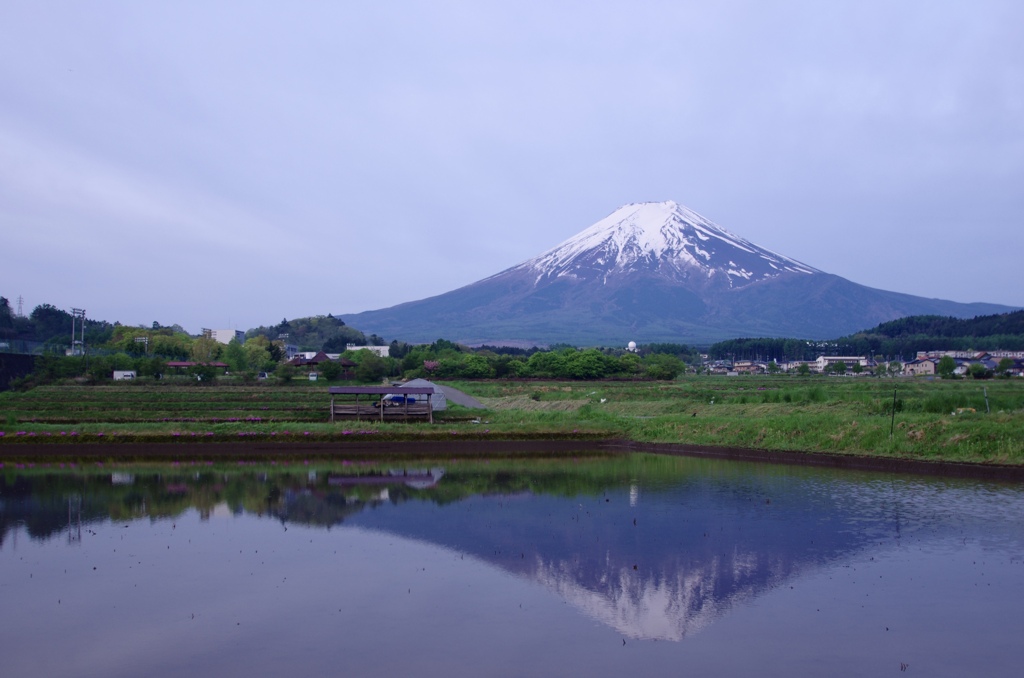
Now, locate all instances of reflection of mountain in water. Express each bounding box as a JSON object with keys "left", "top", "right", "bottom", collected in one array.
[
  {"left": 3, "top": 460, "right": 1018, "bottom": 641},
  {"left": 345, "top": 476, "right": 883, "bottom": 641}
]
